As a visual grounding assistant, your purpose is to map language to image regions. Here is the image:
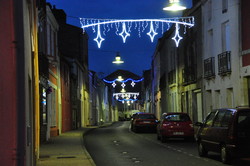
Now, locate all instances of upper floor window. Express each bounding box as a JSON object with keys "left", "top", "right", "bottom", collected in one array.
[
  {"left": 208, "top": 0, "right": 212, "bottom": 21},
  {"left": 222, "top": 21, "right": 230, "bottom": 52},
  {"left": 207, "top": 29, "right": 213, "bottom": 57},
  {"left": 222, "top": 0, "right": 228, "bottom": 13},
  {"left": 47, "top": 24, "right": 57, "bottom": 57}
]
